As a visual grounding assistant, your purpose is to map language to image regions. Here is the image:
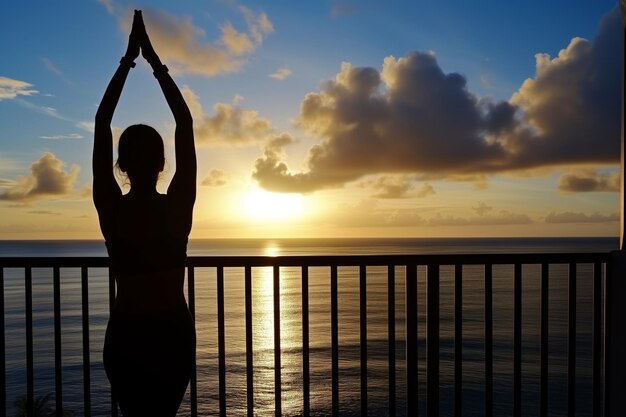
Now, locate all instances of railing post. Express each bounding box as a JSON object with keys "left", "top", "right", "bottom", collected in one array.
[
  {"left": 607, "top": 251, "right": 626, "bottom": 417},
  {"left": 427, "top": 264, "right": 439, "bottom": 417},
  {"left": 0, "top": 268, "right": 4, "bottom": 417}
]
